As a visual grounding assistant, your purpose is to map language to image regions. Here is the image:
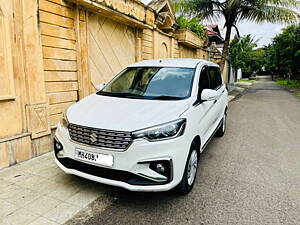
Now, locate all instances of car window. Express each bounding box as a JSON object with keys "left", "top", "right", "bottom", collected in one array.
[
  {"left": 198, "top": 67, "right": 210, "bottom": 97},
  {"left": 99, "top": 67, "right": 195, "bottom": 100},
  {"left": 208, "top": 67, "right": 222, "bottom": 89}
]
